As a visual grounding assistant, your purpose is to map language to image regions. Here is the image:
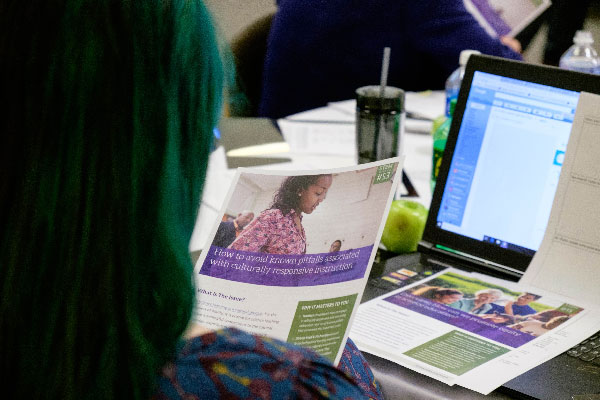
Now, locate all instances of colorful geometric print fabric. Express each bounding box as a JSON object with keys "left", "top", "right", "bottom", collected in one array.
[
  {"left": 154, "top": 328, "right": 383, "bottom": 399},
  {"left": 338, "top": 339, "right": 383, "bottom": 399}
]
